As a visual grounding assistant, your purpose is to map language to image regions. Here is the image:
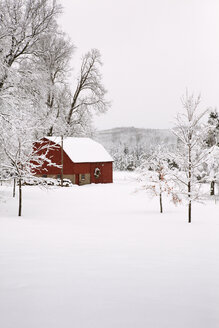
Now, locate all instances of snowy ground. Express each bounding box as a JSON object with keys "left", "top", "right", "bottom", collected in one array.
[{"left": 0, "top": 172, "right": 219, "bottom": 328}]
